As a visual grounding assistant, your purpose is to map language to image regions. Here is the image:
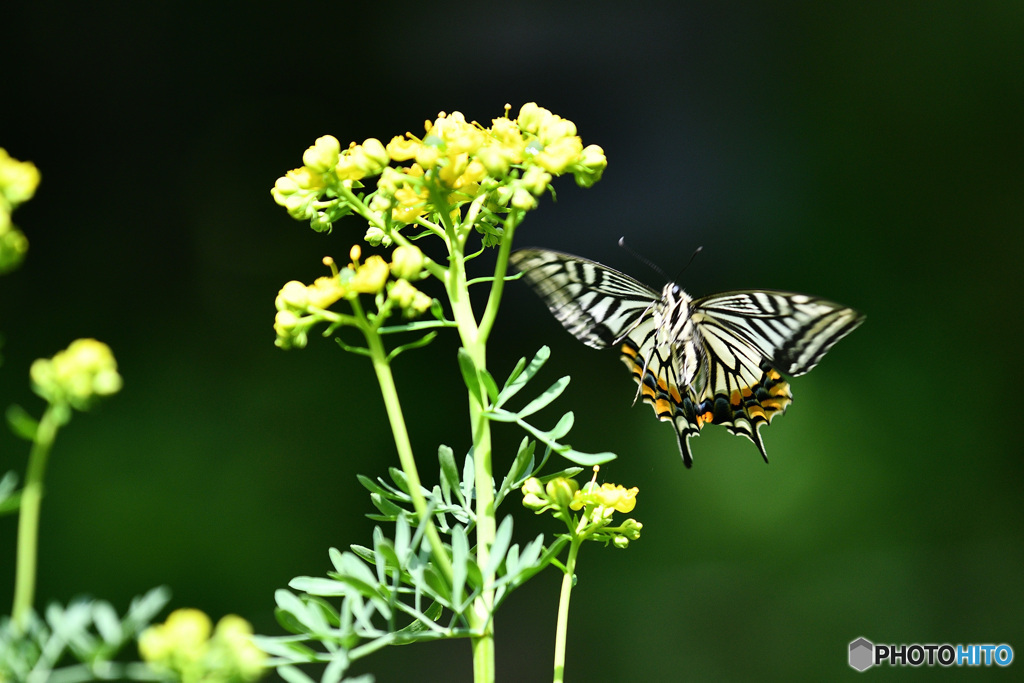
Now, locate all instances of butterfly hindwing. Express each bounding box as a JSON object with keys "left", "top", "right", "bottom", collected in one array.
[{"left": 510, "top": 248, "right": 863, "bottom": 467}]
